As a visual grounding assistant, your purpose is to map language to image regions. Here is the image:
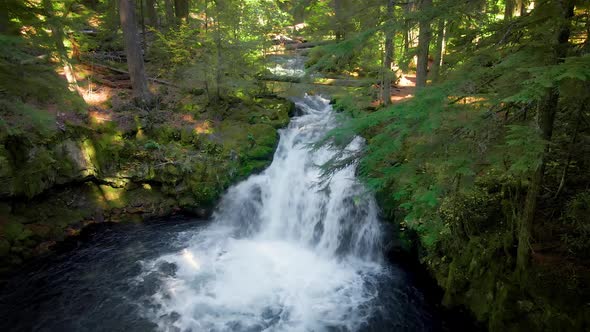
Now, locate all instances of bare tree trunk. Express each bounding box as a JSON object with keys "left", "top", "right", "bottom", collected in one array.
[
  {"left": 174, "top": 0, "right": 189, "bottom": 23},
  {"left": 0, "top": 0, "right": 10, "bottom": 34},
  {"left": 212, "top": 0, "right": 223, "bottom": 101},
  {"left": 108, "top": 0, "right": 120, "bottom": 29},
  {"left": 430, "top": 18, "right": 445, "bottom": 83},
  {"left": 139, "top": 0, "right": 146, "bottom": 46},
  {"left": 416, "top": 0, "right": 432, "bottom": 88},
  {"left": 333, "top": 0, "right": 345, "bottom": 41},
  {"left": 42, "top": 0, "right": 79, "bottom": 91},
  {"left": 505, "top": 0, "right": 516, "bottom": 19},
  {"left": 401, "top": 0, "right": 414, "bottom": 72},
  {"left": 382, "top": 0, "right": 395, "bottom": 106},
  {"left": 120, "top": 0, "right": 153, "bottom": 104},
  {"left": 164, "top": 0, "right": 175, "bottom": 26},
  {"left": 146, "top": 0, "right": 158, "bottom": 28},
  {"left": 516, "top": 0, "right": 574, "bottom": 272}
]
